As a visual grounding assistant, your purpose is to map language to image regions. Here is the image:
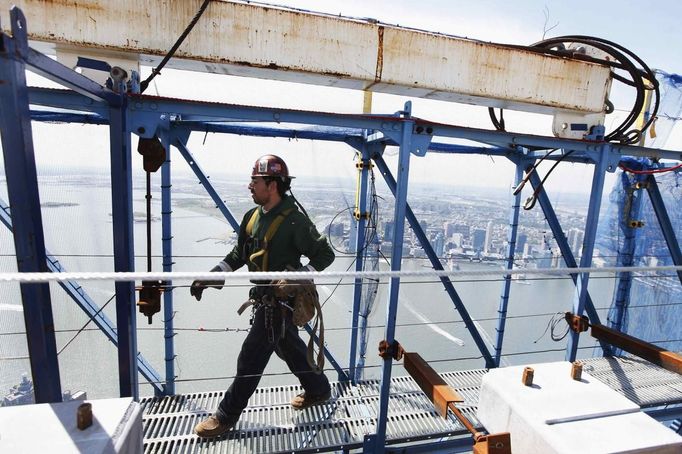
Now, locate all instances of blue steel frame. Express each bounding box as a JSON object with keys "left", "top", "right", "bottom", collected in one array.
[
  {"left": 349, "top": 142, "right": 372, "bottom": 383},
  {"left": 493, "top": 160, "right": 526, "bottom": 366},
  {"left": 609, "top": 172, "right": 646, "bottom": 335},
  {"left": 645, "top": 174, "right": 682, "bottom": 285},
  {"left": 0, "top": 10, "right": 62, "bottom": 402},
  {"left": 4, "top": 9, "right": 682, "bottom": 449}
]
